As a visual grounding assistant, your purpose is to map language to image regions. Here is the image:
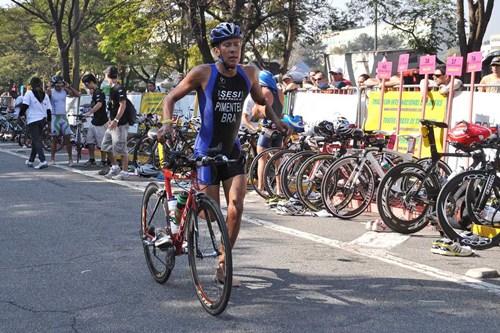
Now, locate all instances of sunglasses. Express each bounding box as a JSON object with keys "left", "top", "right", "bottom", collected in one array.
[{"left": 433, "top": 74, "right": 443, "bottom": 78}]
